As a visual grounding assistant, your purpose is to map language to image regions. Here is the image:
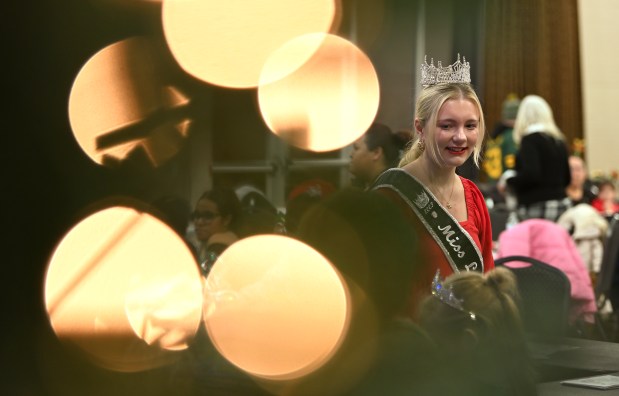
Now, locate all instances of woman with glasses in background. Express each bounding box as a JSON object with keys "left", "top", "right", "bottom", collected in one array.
[{"left": 190, "top": 187, "right": 242, "bottom": 275}]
